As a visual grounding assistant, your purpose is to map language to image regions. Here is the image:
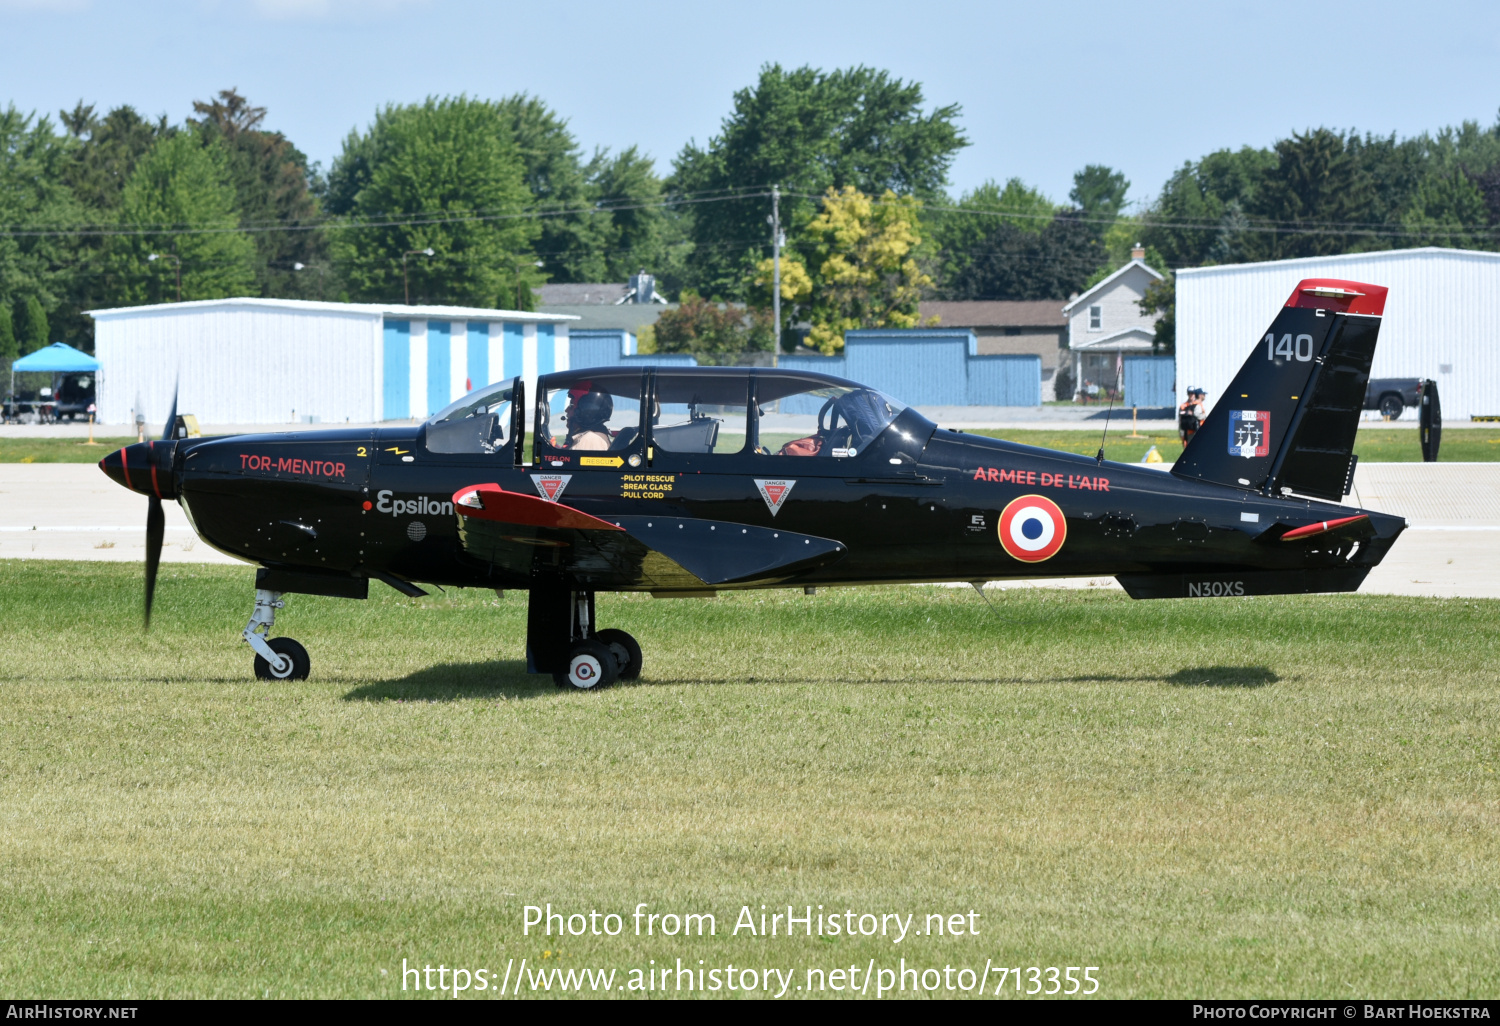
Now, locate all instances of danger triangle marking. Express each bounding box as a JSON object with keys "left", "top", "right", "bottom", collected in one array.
[
  {"left": 531, "top": 475, "right": 572, "bottom": 502},
  {"left": 754, "top": 478, "right": 796, "bottom": 516}
]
